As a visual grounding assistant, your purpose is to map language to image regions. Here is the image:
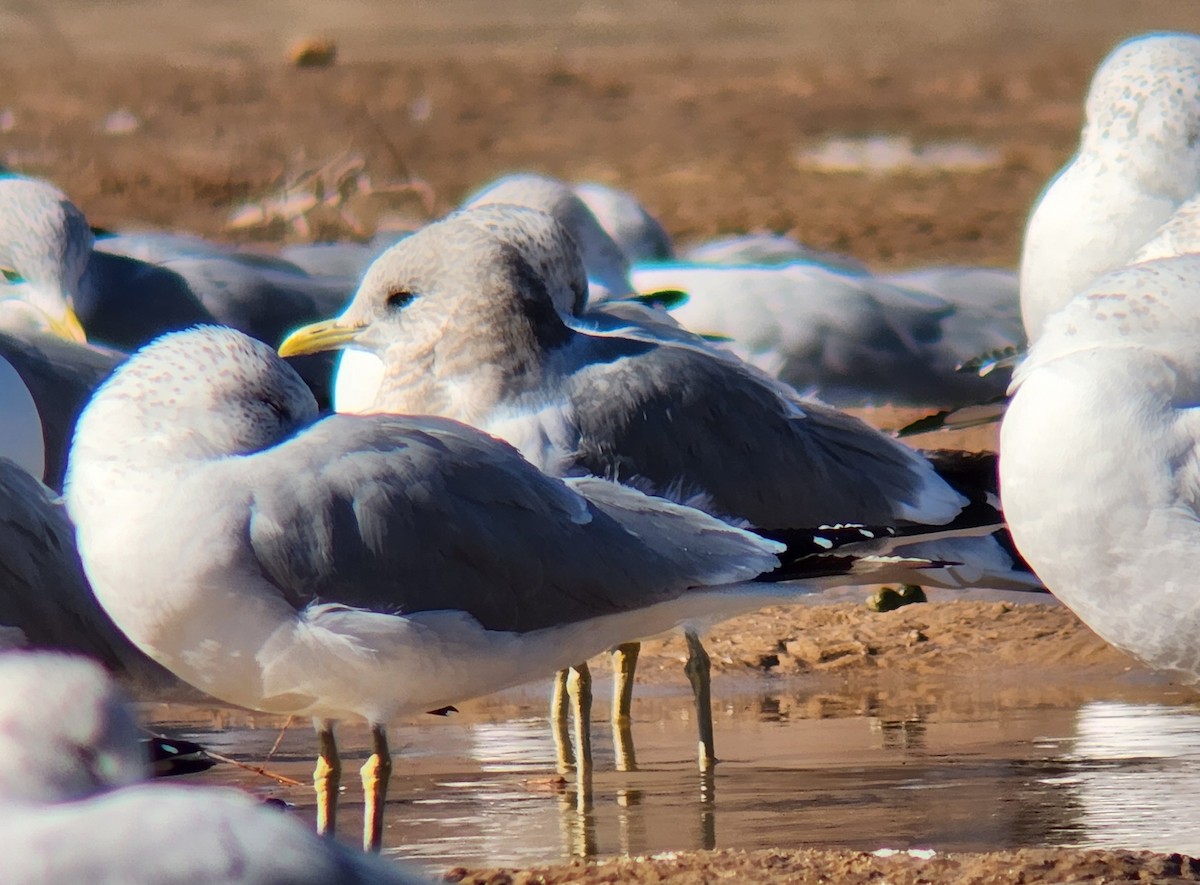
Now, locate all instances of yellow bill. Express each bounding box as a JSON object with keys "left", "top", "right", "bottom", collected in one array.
[
  {"left": 47, "top": 305, "right": 88, "bottom": 344},
  {"left": 278, "top": 320, "right": 363, "bottom": 358}
]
